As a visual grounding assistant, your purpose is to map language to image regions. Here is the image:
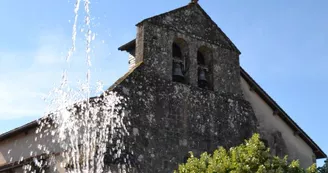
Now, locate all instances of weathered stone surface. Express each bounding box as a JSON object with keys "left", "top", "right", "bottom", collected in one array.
[
  {"left": 138, "top": 4, "right": 239, "bottom": 54},
  {"left": 106, "top": 3, "right": 259, "bottom": 173},
  {"left": 135, "top": 22, "right": 242, "bottom": 94},
  {"left": 107, "top": 64, "right": 258, "bottom": 172},
  {"left": 259, "top": 129, "right": 288, "bottom": 159}
]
